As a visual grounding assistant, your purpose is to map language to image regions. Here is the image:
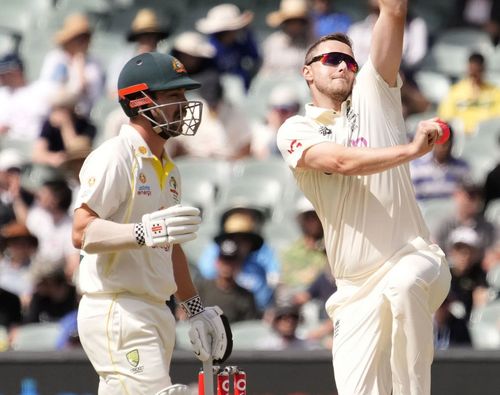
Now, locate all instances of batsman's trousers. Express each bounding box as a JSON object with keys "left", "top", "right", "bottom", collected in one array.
[{"left": 78, "top": 293, "right": 176, "bottom": 395}]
